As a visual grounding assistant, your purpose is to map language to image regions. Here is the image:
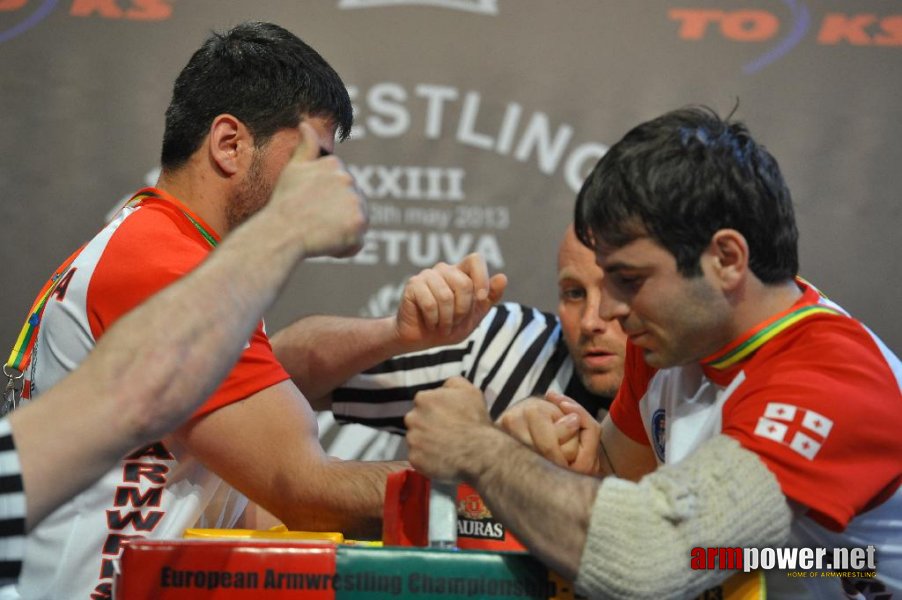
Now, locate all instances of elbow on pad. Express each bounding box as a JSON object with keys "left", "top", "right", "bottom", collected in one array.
[{"left": 575, "top": 434, "right": 792, "bottom": 600}]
